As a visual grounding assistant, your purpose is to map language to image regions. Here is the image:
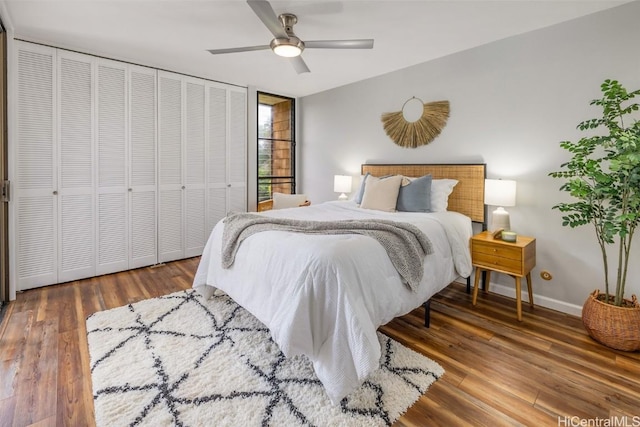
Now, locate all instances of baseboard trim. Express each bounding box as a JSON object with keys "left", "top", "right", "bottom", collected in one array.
[{"left": 454, "top": 278, "right": 583, "bottom": 317}]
